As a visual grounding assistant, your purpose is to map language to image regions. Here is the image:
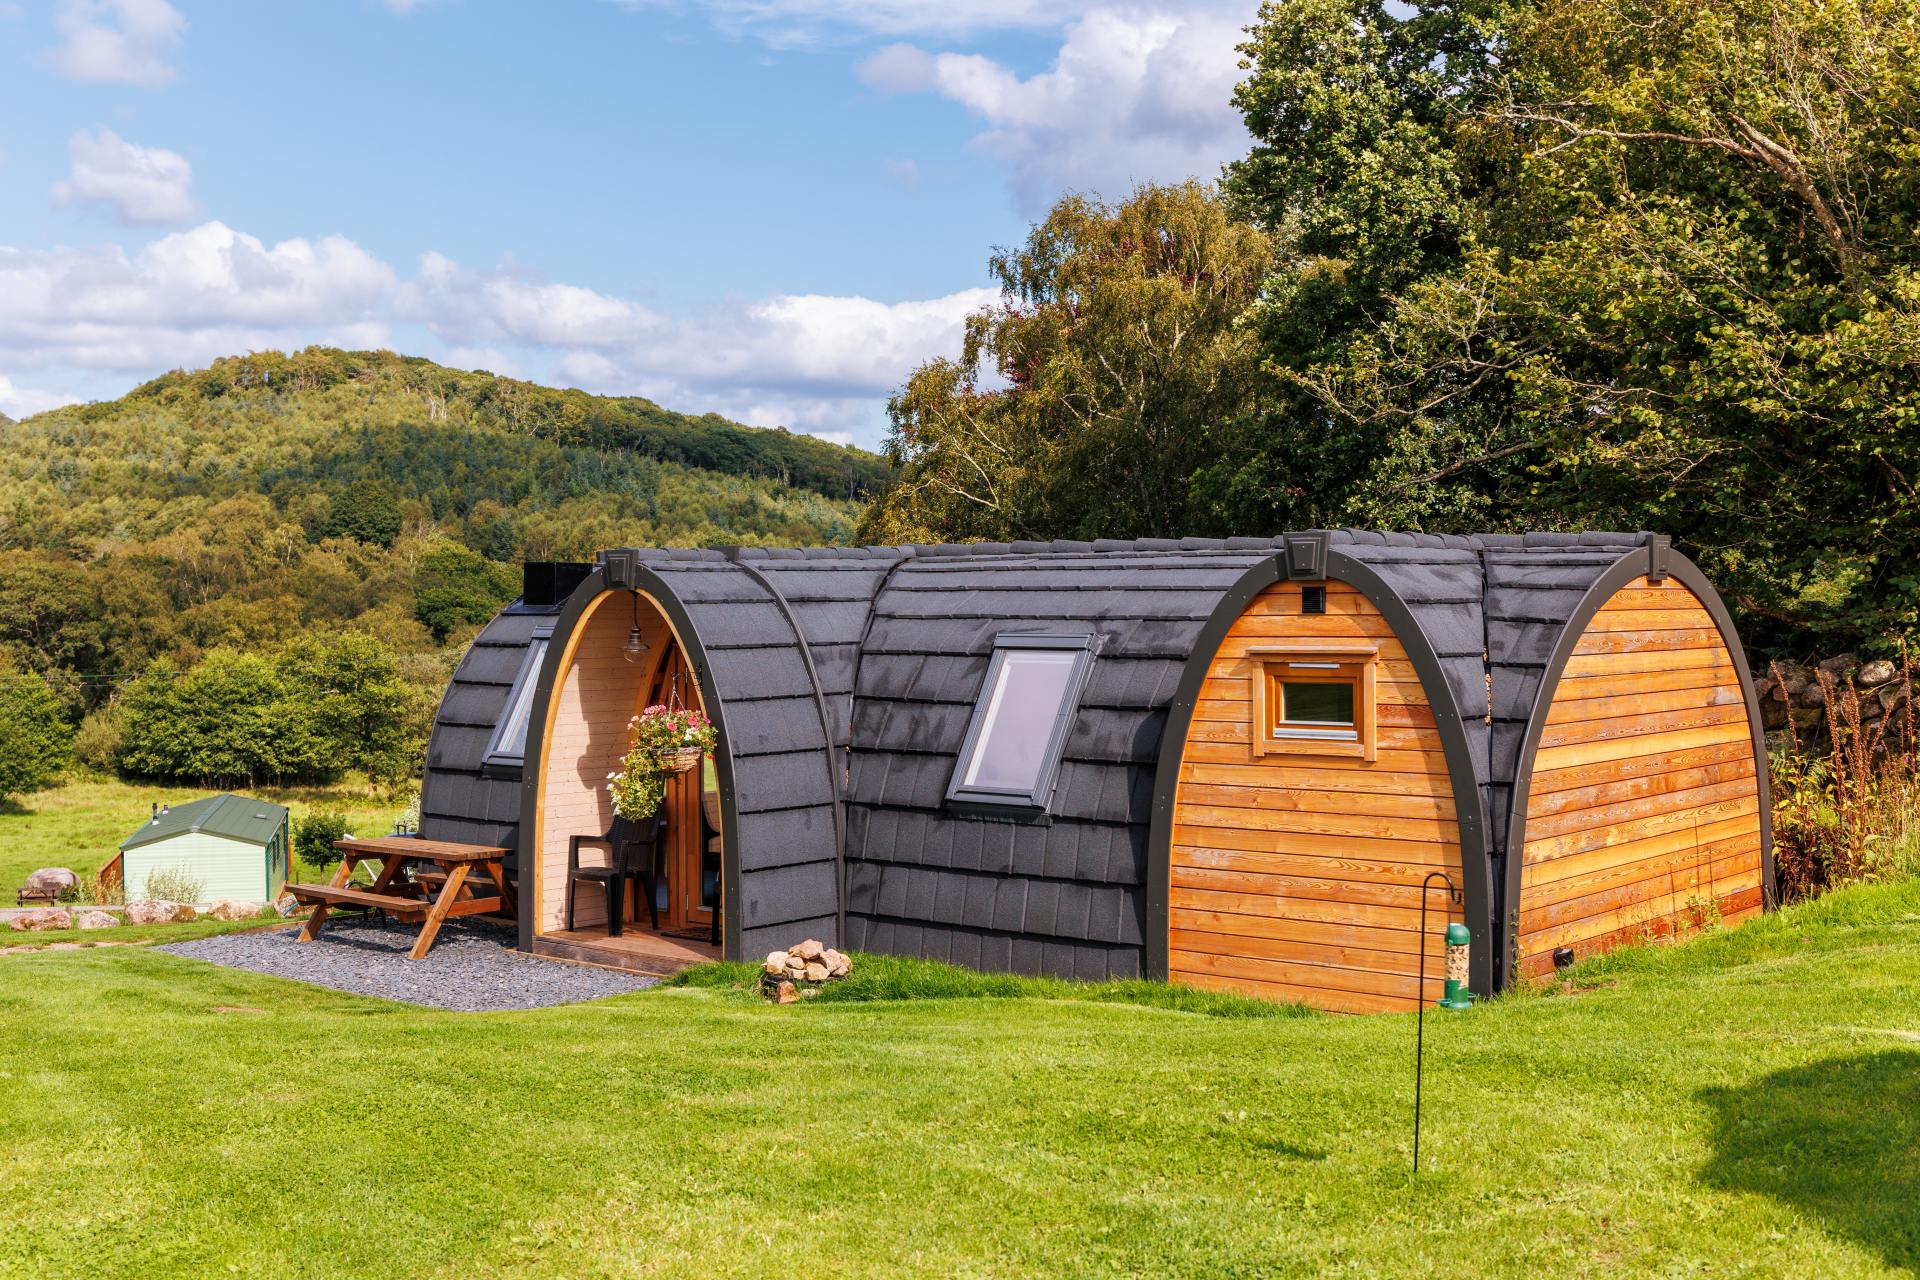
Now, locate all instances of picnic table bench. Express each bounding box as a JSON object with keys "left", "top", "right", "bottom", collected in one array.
[{"left": 286, "top": 835, "right": 513, "bottom": 960}]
